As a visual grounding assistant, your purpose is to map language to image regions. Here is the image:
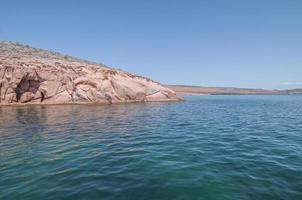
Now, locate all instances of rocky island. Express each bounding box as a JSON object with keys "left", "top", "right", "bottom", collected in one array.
[{"left": 0, "top": 41, "right": 180, "bottom": 105}]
